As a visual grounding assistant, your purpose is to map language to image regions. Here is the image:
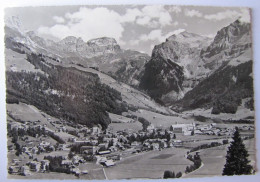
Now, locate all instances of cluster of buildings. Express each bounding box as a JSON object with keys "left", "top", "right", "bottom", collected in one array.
[
  {"left": 169, "top": 122, "right": 238, "bottom": 136},
  {"left": 8, "top": 111, "right": 255, "bottom": 177},
  {"left": 8, "top": 159, "right": 50, "bottom": 176}
]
